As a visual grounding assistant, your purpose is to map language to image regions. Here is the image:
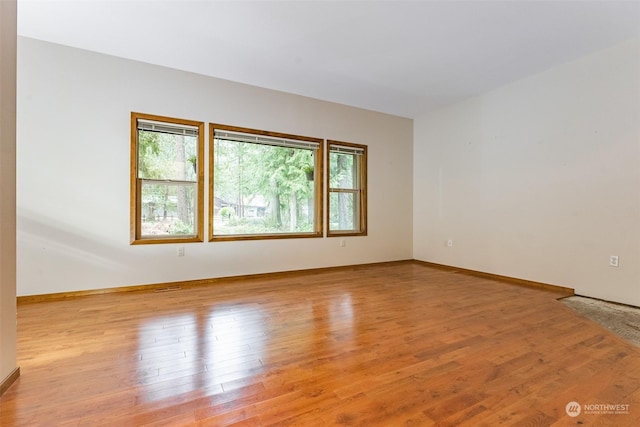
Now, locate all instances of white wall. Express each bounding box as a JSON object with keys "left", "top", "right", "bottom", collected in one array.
[
  {"left": 414, "top": 38, "right": 640, "bottom": 306},
  {"left": 0, "top": 0, "right": 18, "bottom": 389},
  {"left": 17, "top": 37, "right": 413, "bottom": 296}
]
